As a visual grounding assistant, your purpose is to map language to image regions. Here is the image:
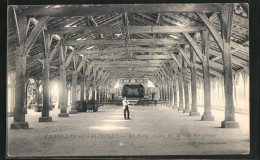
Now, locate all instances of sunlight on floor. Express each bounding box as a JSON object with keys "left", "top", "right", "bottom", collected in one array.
[{"left": 89, "top": 125, "right": 129, "bottom": 131}]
